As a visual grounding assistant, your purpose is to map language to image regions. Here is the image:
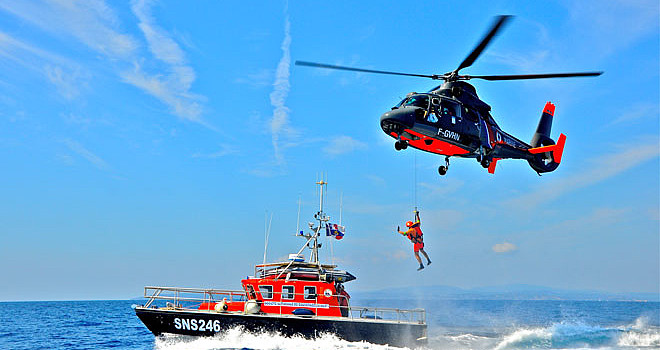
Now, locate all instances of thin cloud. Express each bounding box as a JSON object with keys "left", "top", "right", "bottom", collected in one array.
[
  {"left": 192, "top": 144, "right": 239, "bottom": 159},
  {"left": 45, "top": 65, "right": 87, "bottom": 100},
  {"left": 129, "top": 0, "right": 206, "bottom": 125},
  {"left": 364, "top": 174, "right": 387, "bottom": 187},
  {"left": 548, "top": 207, "right": 630, "bottom": 234},
  {"left": 508, "top": 138, "right": 660, "bottom": 209},
  {"left": 63, "top": 139, "right": 110, "bottom": 171},
  {"left": 61, "top": 113, "right": 92, "bottom": 126},
  {"left": 608, "top": 103, "right": 658, "bottom": 126},
  {"left": 487, "top": 50, "right": 550, "bottom": 73},
  {"left": 415, "top": 208, "right": 466, "bottom": 232},
  {"left": 566, "top": 0, "right": 659, "bottom": 56},
  {"left": 492, "top": 242, "right": 517, "bottom": 253},
  {"left": 323, "top": 136, "right": 367, "bottom": 156},
  {"left": 235, "top": 69, "right": 274, "bottom": 88},
  {"left": 132, "top": 0, "right": 184, "bottom": 65},
  {"left": 121, "top": 62, "right": 206, "bottom": 126},
  {"left": 0, "top": 1, "right": 137, "bottom": 59},
  {"left": 418, "top": 179, "right": 466, "bottom": 197},
  {"left": 0, "top": 32, "right": 64, "bottom": 68},
  {"left": 0, "top": 32, "right": 88, "bottom": 97},
  {"left": 269, "top": 13, "right": 293, "bottom": 166},
  {"left": 0, "top": 1, "right": 208, "bottom": 126}
]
